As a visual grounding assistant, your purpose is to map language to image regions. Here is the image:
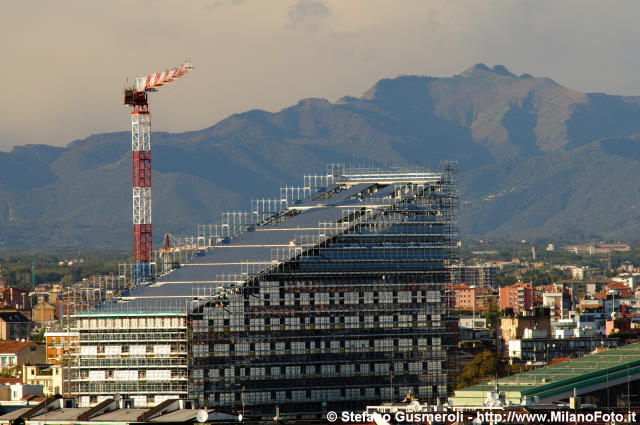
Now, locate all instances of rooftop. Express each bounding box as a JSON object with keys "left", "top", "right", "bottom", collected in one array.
[
  {"left": 0, "top": 311, "right": 30, "bottom": 323},
  {"left": 0, "top": 397, "right": 239, "bottom": 424},
  {"left": 0, "top": 340, "right": 37, "bottom": 354},
  {"left": 80, "top": 165, "right": 453, "bottom": 314},
  {"left": 450, "top": 342, "right": 640, "bottom": 407}
]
